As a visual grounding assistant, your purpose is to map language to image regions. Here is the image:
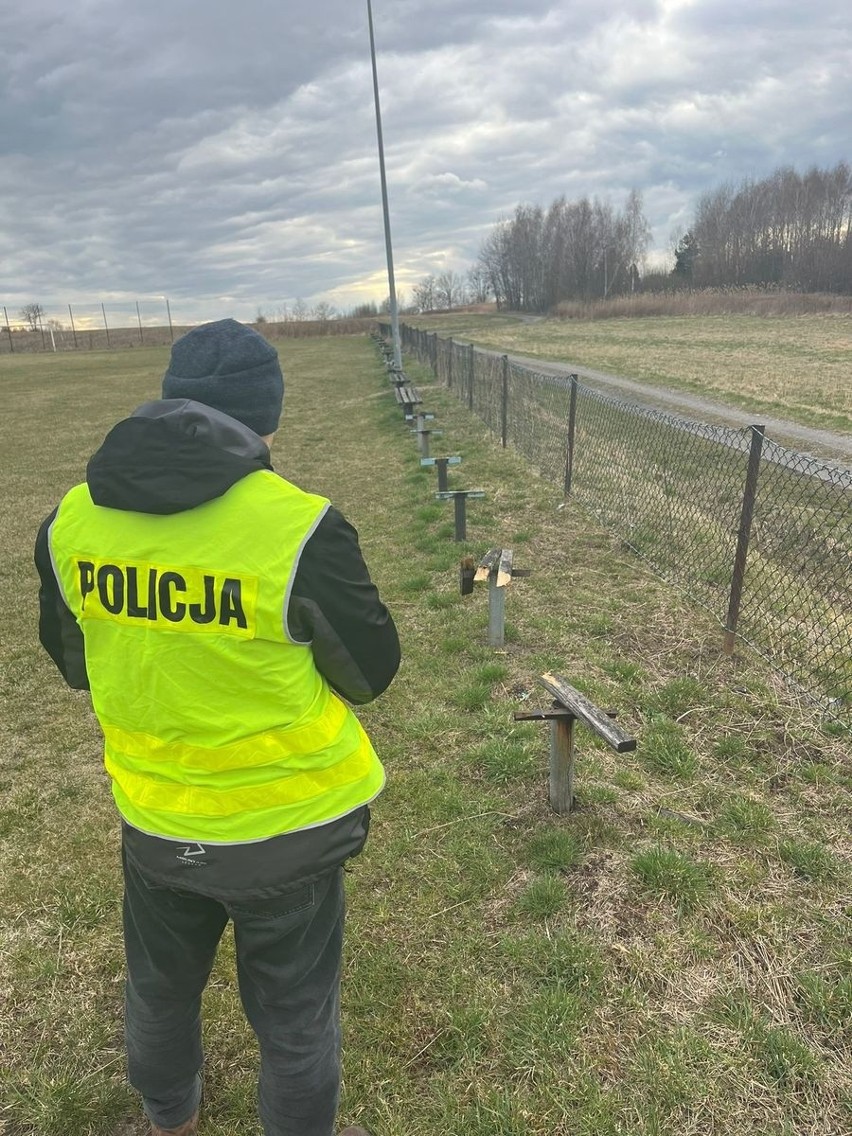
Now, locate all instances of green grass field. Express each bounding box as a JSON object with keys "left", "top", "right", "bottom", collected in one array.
[
  {"left": 1, "top": 337, "right": 850, "bottom": 1135},
  {"left": 406, "top": 311, "right": 852, "bottom": 435}
]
